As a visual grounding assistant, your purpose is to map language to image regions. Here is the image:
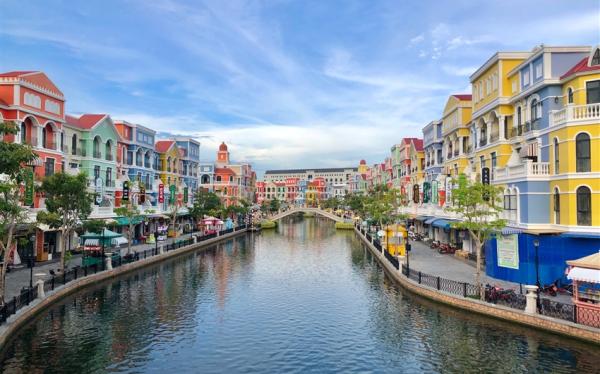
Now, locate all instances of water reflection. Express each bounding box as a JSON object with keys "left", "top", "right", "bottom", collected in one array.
[{"left": 0, "top": 218, "right": 598, "bottom": 374}]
